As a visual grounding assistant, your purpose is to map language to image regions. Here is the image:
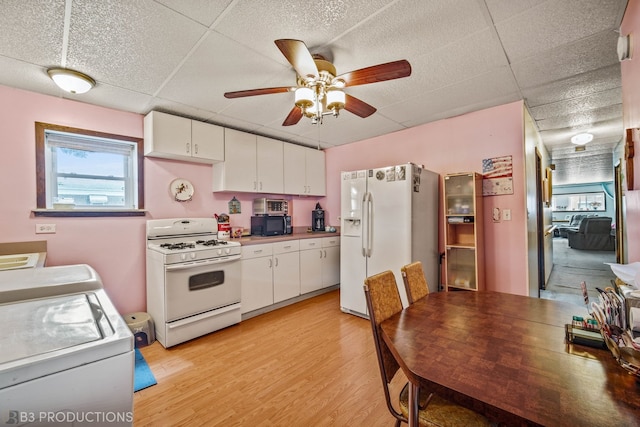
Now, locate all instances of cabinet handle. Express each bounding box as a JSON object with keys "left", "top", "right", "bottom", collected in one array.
[
  {"left": 268, "top": 259, "right": 272, "bottom": 268},
  {"left": 254, "top": 181, "right": 257, "bottom": 190},
  {"left": 319, "top": 250, "right": 323, "bottom": 258},
  {"left": 284, "top": 245, "right": 291, "bottom": 249},
  {"left": 323, "top": 250, "right": 327, "bottom": 258},
  {"left": 254, "top": 249, "right": 263, "bottom": 254},
  {"left": 186, "top": 142, "right": 190, "bottom": 154},
  {"left": 194, "top": 143, "right": 198, "bottom": 154},
  {"left": 260, "top": 181, "right": 263, "bottom": 190},
  {"left": 275, "top": 257, "right": 279, "bottom": 267}
]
